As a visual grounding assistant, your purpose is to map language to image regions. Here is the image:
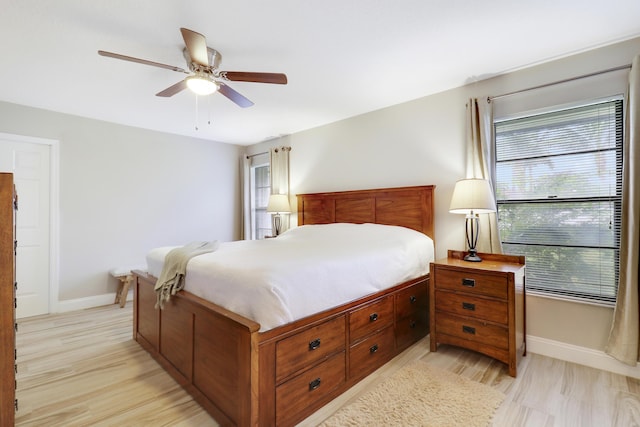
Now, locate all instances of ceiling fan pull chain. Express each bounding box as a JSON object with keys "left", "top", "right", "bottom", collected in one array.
[{"left": 207, "top": 94, "right": 212, "bottom": 125}]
